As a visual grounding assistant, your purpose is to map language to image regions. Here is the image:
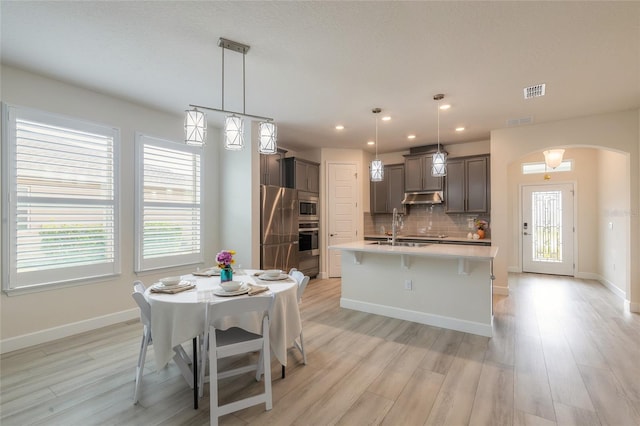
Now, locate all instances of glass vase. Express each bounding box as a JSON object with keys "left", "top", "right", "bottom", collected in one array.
[{"left": 220, "top": 267, "right": 233, "bottom": 282}]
